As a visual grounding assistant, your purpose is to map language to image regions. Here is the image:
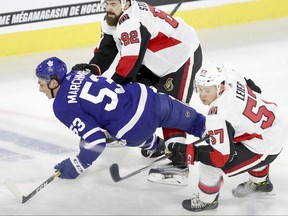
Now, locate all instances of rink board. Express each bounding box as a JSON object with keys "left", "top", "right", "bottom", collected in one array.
[{"left": 0, "top": 0, "right": 288, "bottom": 57}]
